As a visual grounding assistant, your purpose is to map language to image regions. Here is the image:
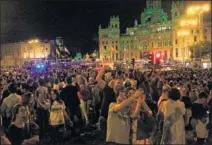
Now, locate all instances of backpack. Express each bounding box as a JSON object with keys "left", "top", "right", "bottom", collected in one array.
[{"left": 136, "top": 110, "right": 157, "bottom": 140}]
